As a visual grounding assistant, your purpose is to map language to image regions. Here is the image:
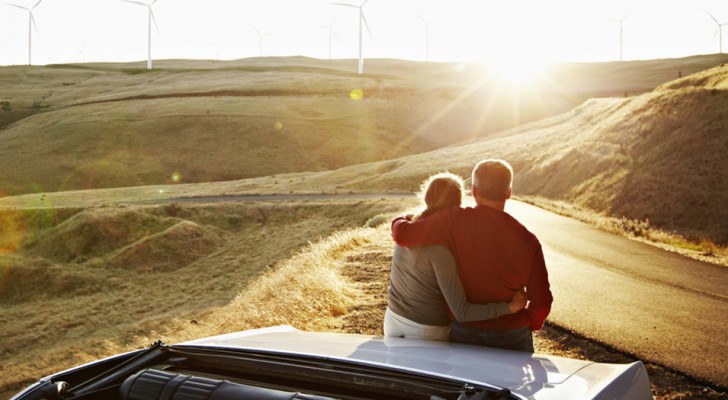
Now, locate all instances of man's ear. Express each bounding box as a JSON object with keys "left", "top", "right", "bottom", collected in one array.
[
  {"left": 505, "top": 188, "right": 512, "bottom": 200},
  {"left": 471, "top": 186, "right": 478, "bottom": 199}
]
